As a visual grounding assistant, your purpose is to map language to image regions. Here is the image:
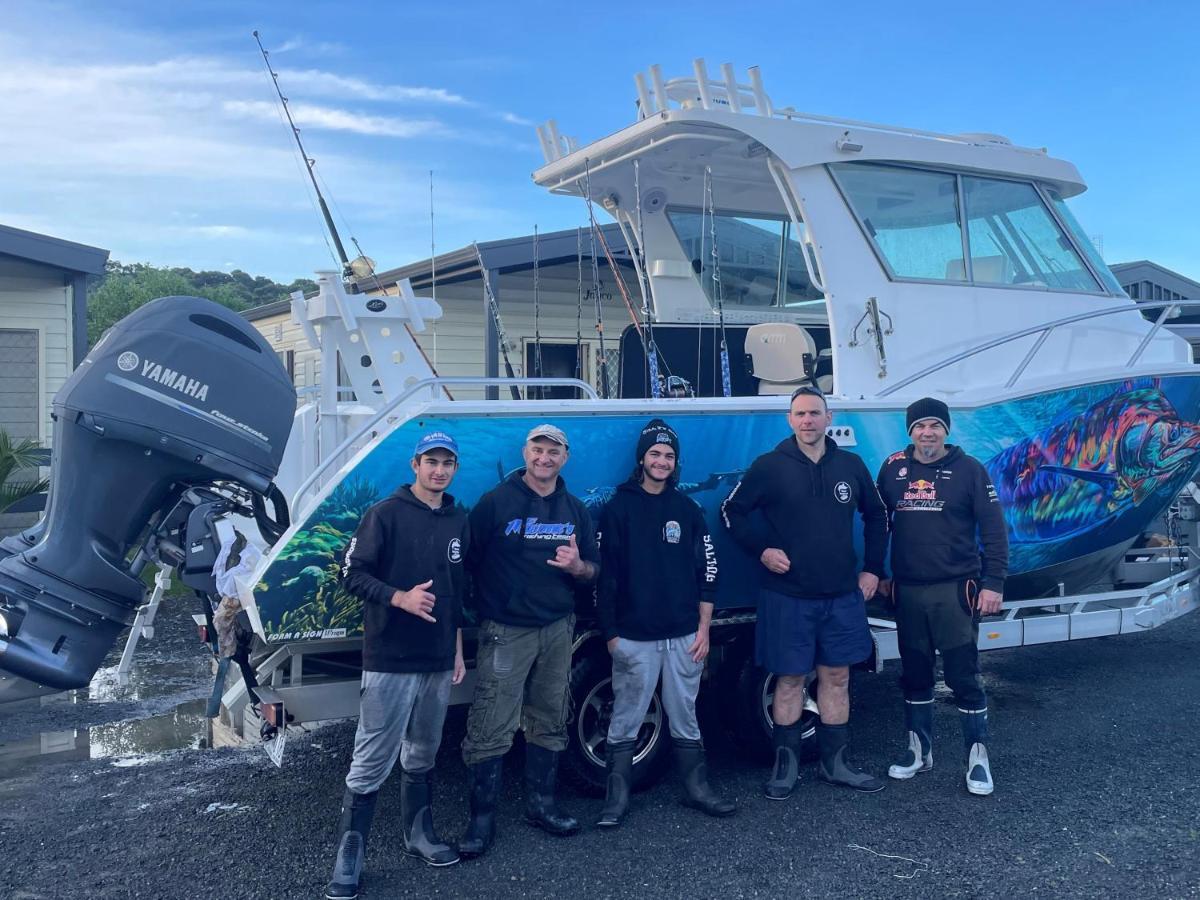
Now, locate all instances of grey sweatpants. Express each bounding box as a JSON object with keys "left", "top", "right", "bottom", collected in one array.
[
  {"left": 344, "top": 669, "right": 453, "bottom": 794},
  {"left": 607, "top": 634, "right": 703, "bottom": 744}
]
